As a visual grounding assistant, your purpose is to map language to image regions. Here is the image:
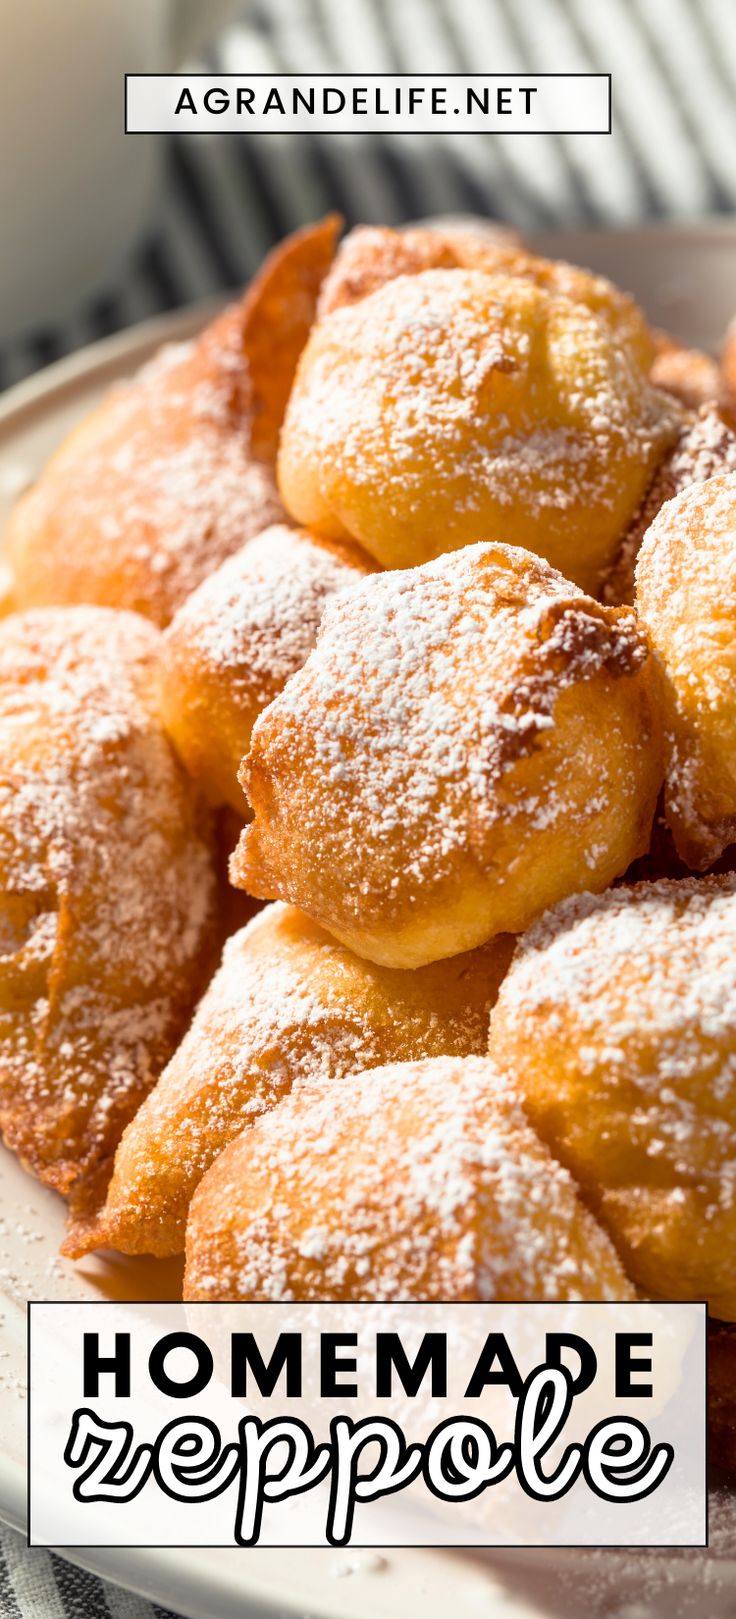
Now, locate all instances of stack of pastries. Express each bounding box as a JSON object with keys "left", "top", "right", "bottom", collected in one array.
[{"left": 3, "top": 217, "right": 736, "bottom": 1460}]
